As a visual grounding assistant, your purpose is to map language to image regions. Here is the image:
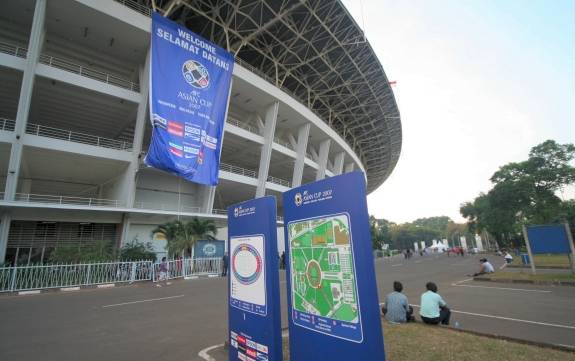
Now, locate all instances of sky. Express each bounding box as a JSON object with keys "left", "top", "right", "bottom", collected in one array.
[{"left": 343, "top": 0, "right": 575, "bottom": 224}]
